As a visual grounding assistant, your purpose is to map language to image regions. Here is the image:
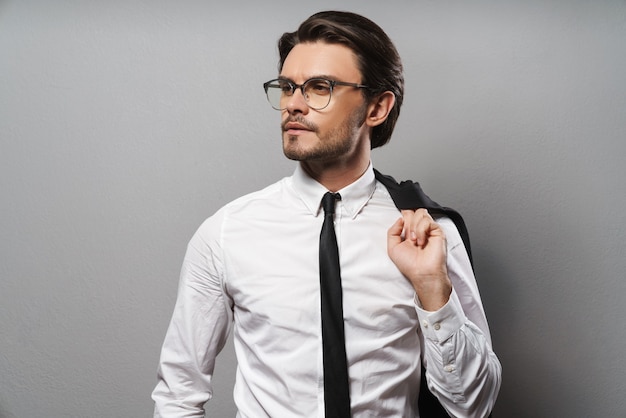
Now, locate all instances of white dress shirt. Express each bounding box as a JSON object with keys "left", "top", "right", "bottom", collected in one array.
[{"left": 152, "top": 164, "right": 501, "bottom": 417}]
